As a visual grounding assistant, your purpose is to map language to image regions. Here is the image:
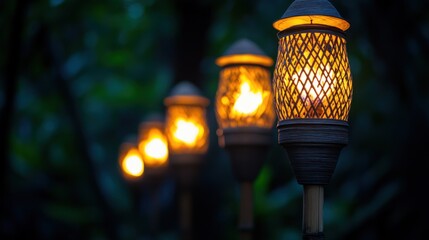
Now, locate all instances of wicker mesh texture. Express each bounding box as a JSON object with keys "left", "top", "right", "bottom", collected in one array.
[
  {"left": 273, "top": 31, "right": 352, "bottom": 120},
  {"left": 215, "top": 65, "right": 276, "bottom": 129}
]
